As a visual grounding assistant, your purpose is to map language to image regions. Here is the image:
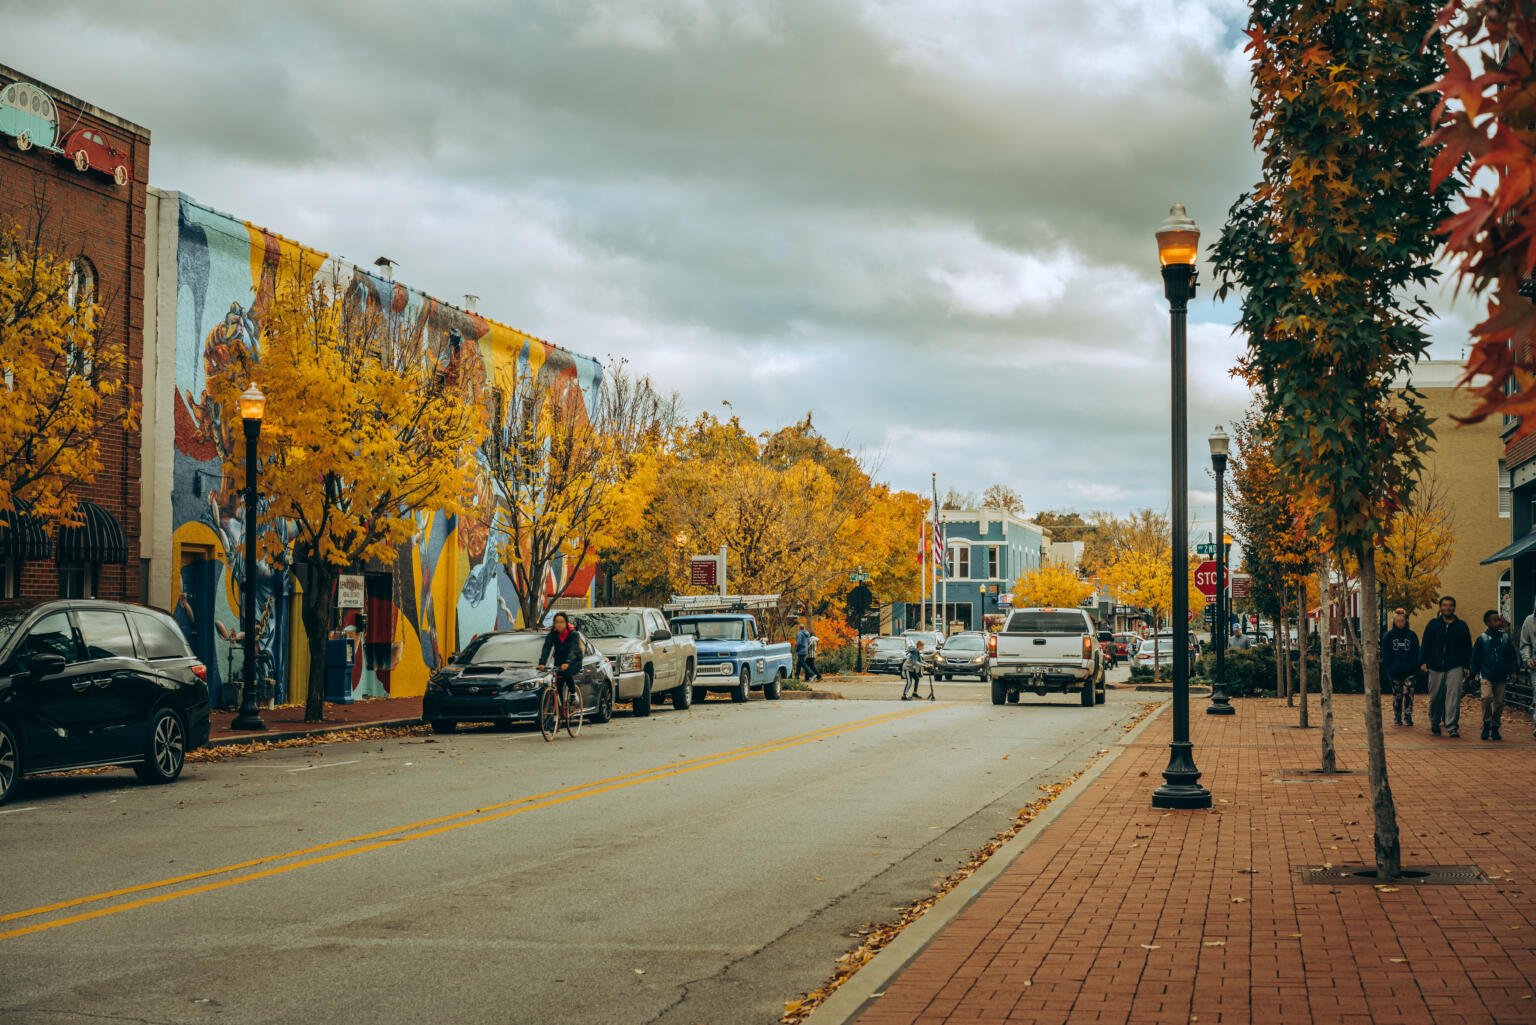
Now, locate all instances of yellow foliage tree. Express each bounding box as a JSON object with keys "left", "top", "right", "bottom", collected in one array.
[
  {"left": 1012, "top": 561, "right": 1095, "bottom": 609},
  {"left": 1377, "top": 474, "right": 1454, "bottom": 620},
  {"left": 0, "top": 219, "right": 132, "bottom": 529},
  {"left": 209, "top": 264, "right": 487, "bottom": 720},
  {"left": 1101, "top": 537, "right": 1205, "bottom": 674}
]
